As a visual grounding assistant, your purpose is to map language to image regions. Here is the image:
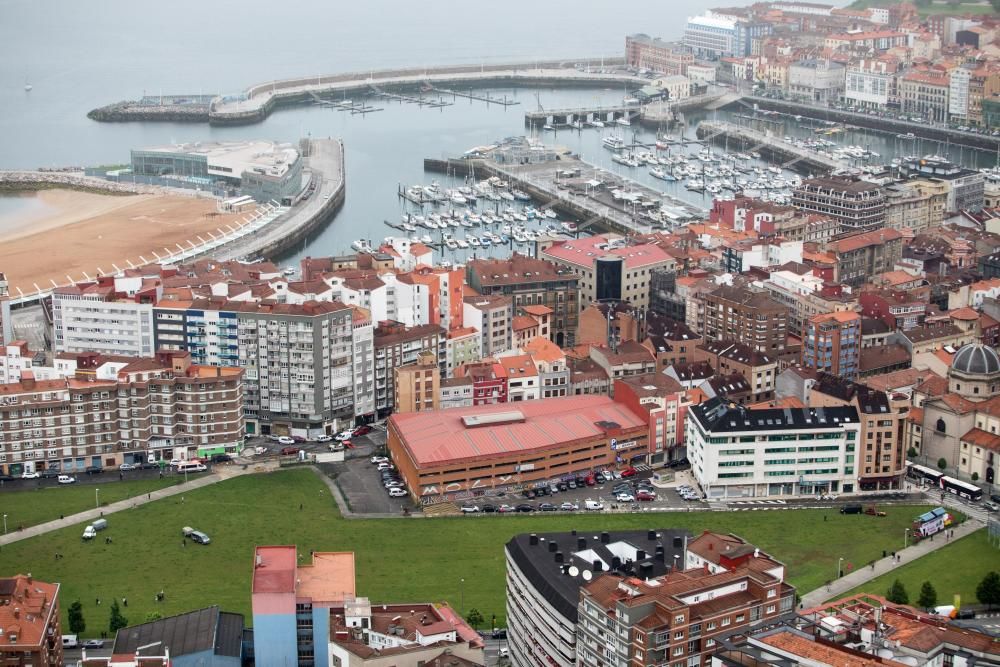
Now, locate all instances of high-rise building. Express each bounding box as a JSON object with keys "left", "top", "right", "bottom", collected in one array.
[
  {"left": 53, "top": 282, "right": 158, "bottom": 357},
  {"left": 703, "top": 285, "right": 789, "bottom": 354},
  {"left": 394, "top": 350, "right": 440, "bottom": 414},
  {"left": 802, "top": 311, "right": 862, "bottom": 380},
  {"left": 374, "top": 321, "right": 445, "bottom": 417},
  {"left": 683, "top": 13, "right": 737, "bottom": 57},
  {"left": 0, "top": 574, "right": 62, "bottom": 667},
  {"left": 792, "top": 177, "right": 886, "bottom": 233},
  {"left": 0, "top": 273, "right": 11, "bottom": 348}
]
